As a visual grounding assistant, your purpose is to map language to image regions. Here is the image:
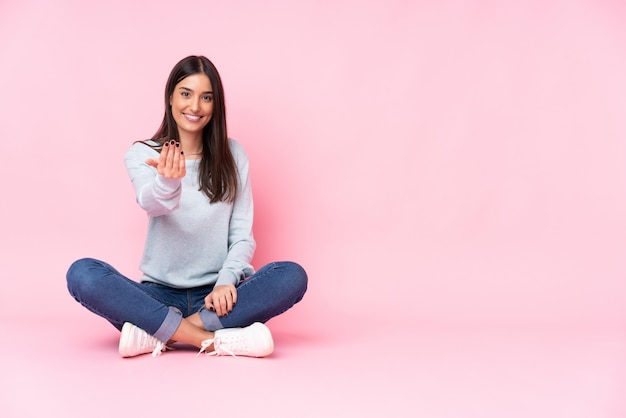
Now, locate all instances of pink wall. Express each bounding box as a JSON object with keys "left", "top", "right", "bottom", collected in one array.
[{"left": 1, "top": 0, "right": 625, "bottom": 331}]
